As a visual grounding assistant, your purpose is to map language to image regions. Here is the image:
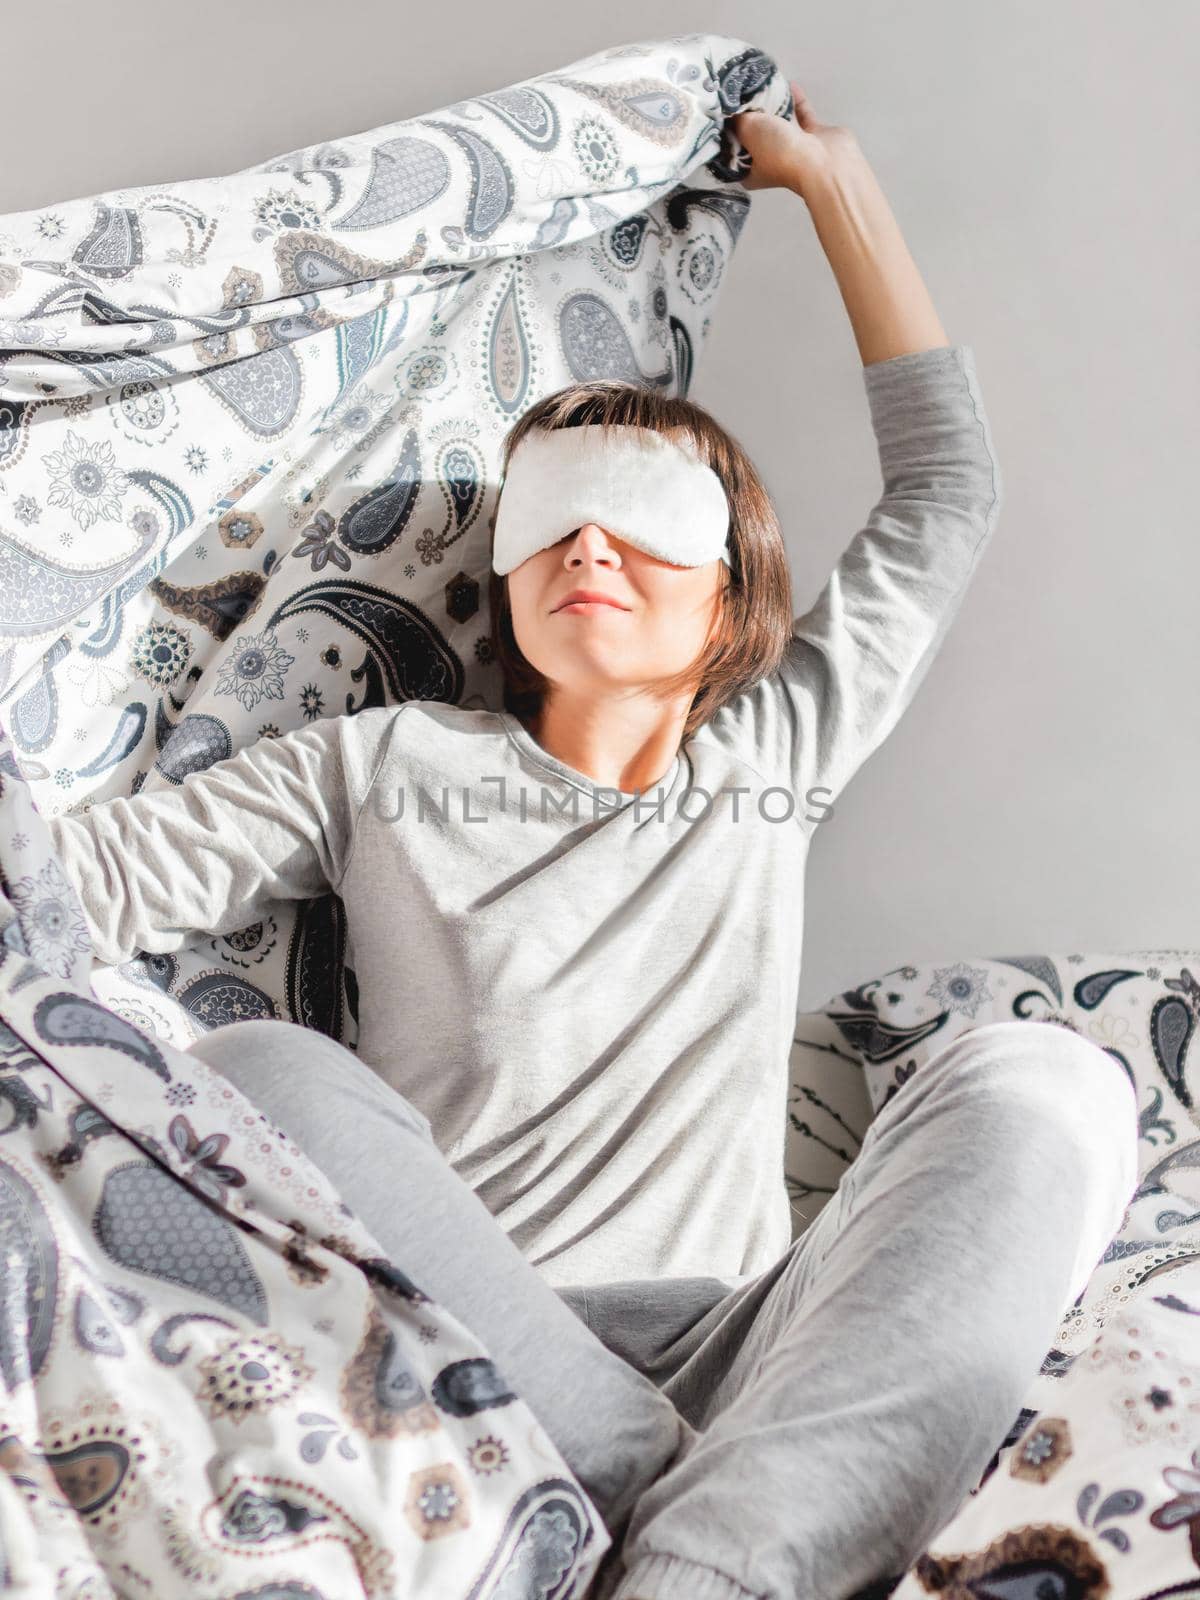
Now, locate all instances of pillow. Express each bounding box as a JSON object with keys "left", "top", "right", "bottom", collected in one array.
[
  {"left": 792, "top": 951, "right": 1200, "bottom": 1598},
  {"left": 889, "top": 1264, "right": 1200, "bottom": 1599},
  {"left": 792, "top": 949, "right": 1200, "bottom": 1330}
]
